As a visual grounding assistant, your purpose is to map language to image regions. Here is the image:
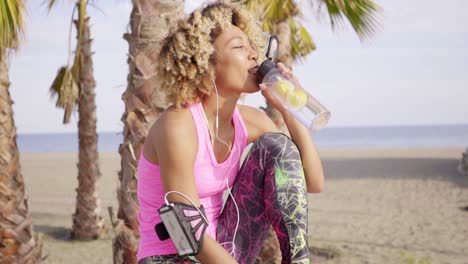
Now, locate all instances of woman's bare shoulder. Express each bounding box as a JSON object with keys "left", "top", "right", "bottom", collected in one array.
[{"left": 144, "top": 106, "right": 197, "bottom": 163}]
